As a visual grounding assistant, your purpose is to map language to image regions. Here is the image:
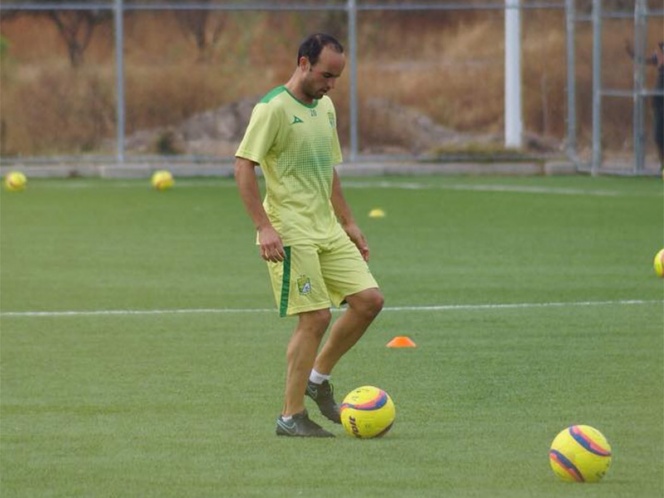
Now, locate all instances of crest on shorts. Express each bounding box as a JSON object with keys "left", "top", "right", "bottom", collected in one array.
[{"left": 297, "top": 275, "right": 312, "bottom": 295}]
